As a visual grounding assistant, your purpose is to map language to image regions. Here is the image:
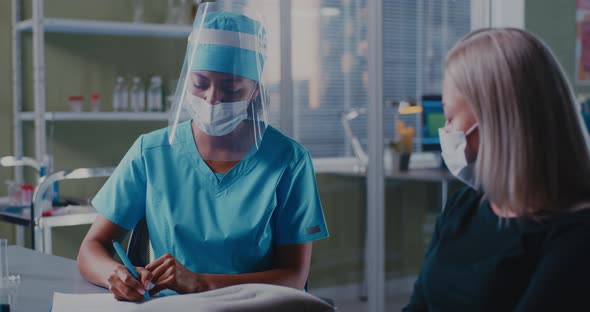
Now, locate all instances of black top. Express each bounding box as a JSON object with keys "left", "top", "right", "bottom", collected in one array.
[{"left": 403, "top": 187, "right": 590, "bottom": 312}]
